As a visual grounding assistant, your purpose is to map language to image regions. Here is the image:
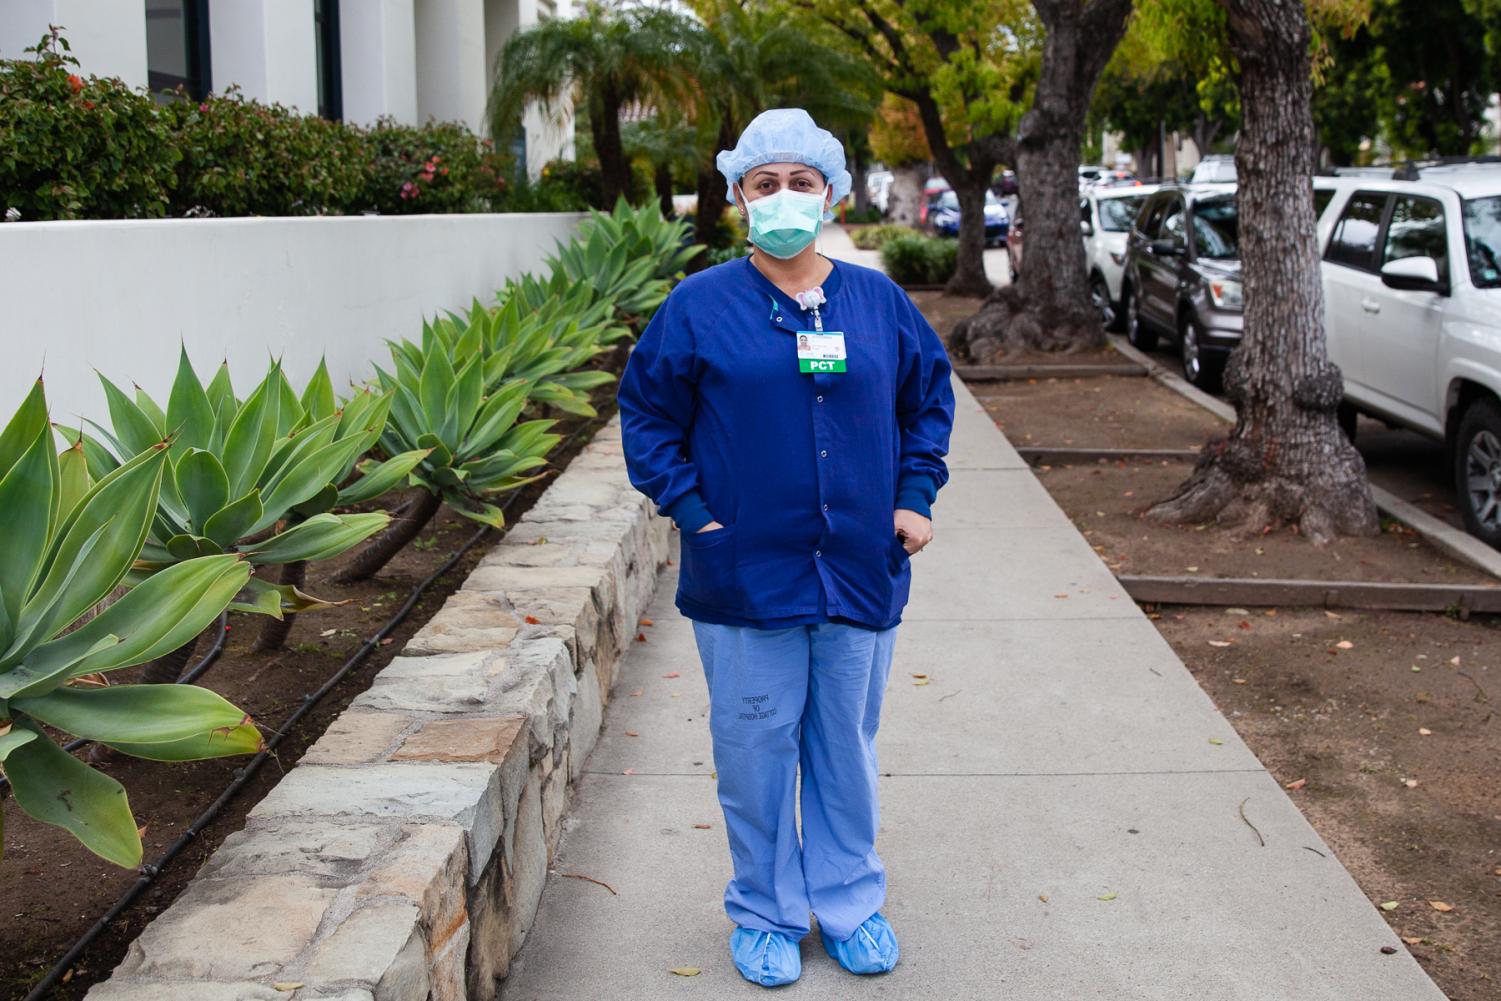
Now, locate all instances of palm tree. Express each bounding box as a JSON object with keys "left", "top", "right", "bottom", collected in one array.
[
  {"left": 680, "top": 0, "right": 880, "bottom": 251},
  {"left": 488, "top": 3, "right": 697, "bottom": 205}
]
